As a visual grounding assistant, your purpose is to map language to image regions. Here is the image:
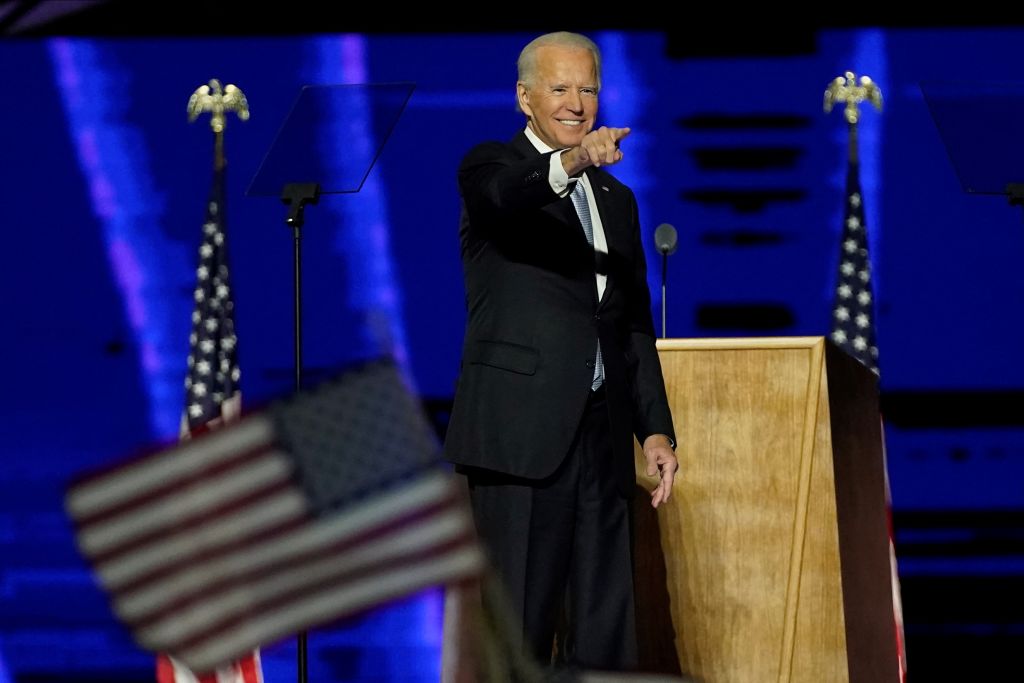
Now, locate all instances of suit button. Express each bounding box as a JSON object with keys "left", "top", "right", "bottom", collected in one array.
[
  {"left": 593, "top": 314, "right": 600, "bottom": 321},
  {"left": 585, "top": 359, "right": 595, "bottom": 369}
]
